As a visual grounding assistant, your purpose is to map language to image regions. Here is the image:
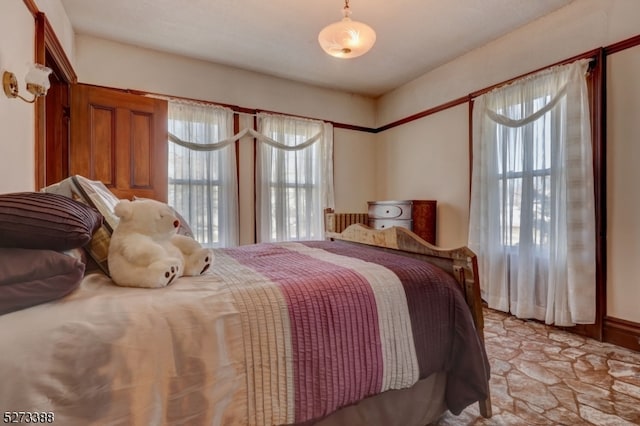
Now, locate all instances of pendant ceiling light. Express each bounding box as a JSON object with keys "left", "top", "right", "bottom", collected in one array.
[{"left": 318, "top": 0, "right": 376, "bottom": 59}]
